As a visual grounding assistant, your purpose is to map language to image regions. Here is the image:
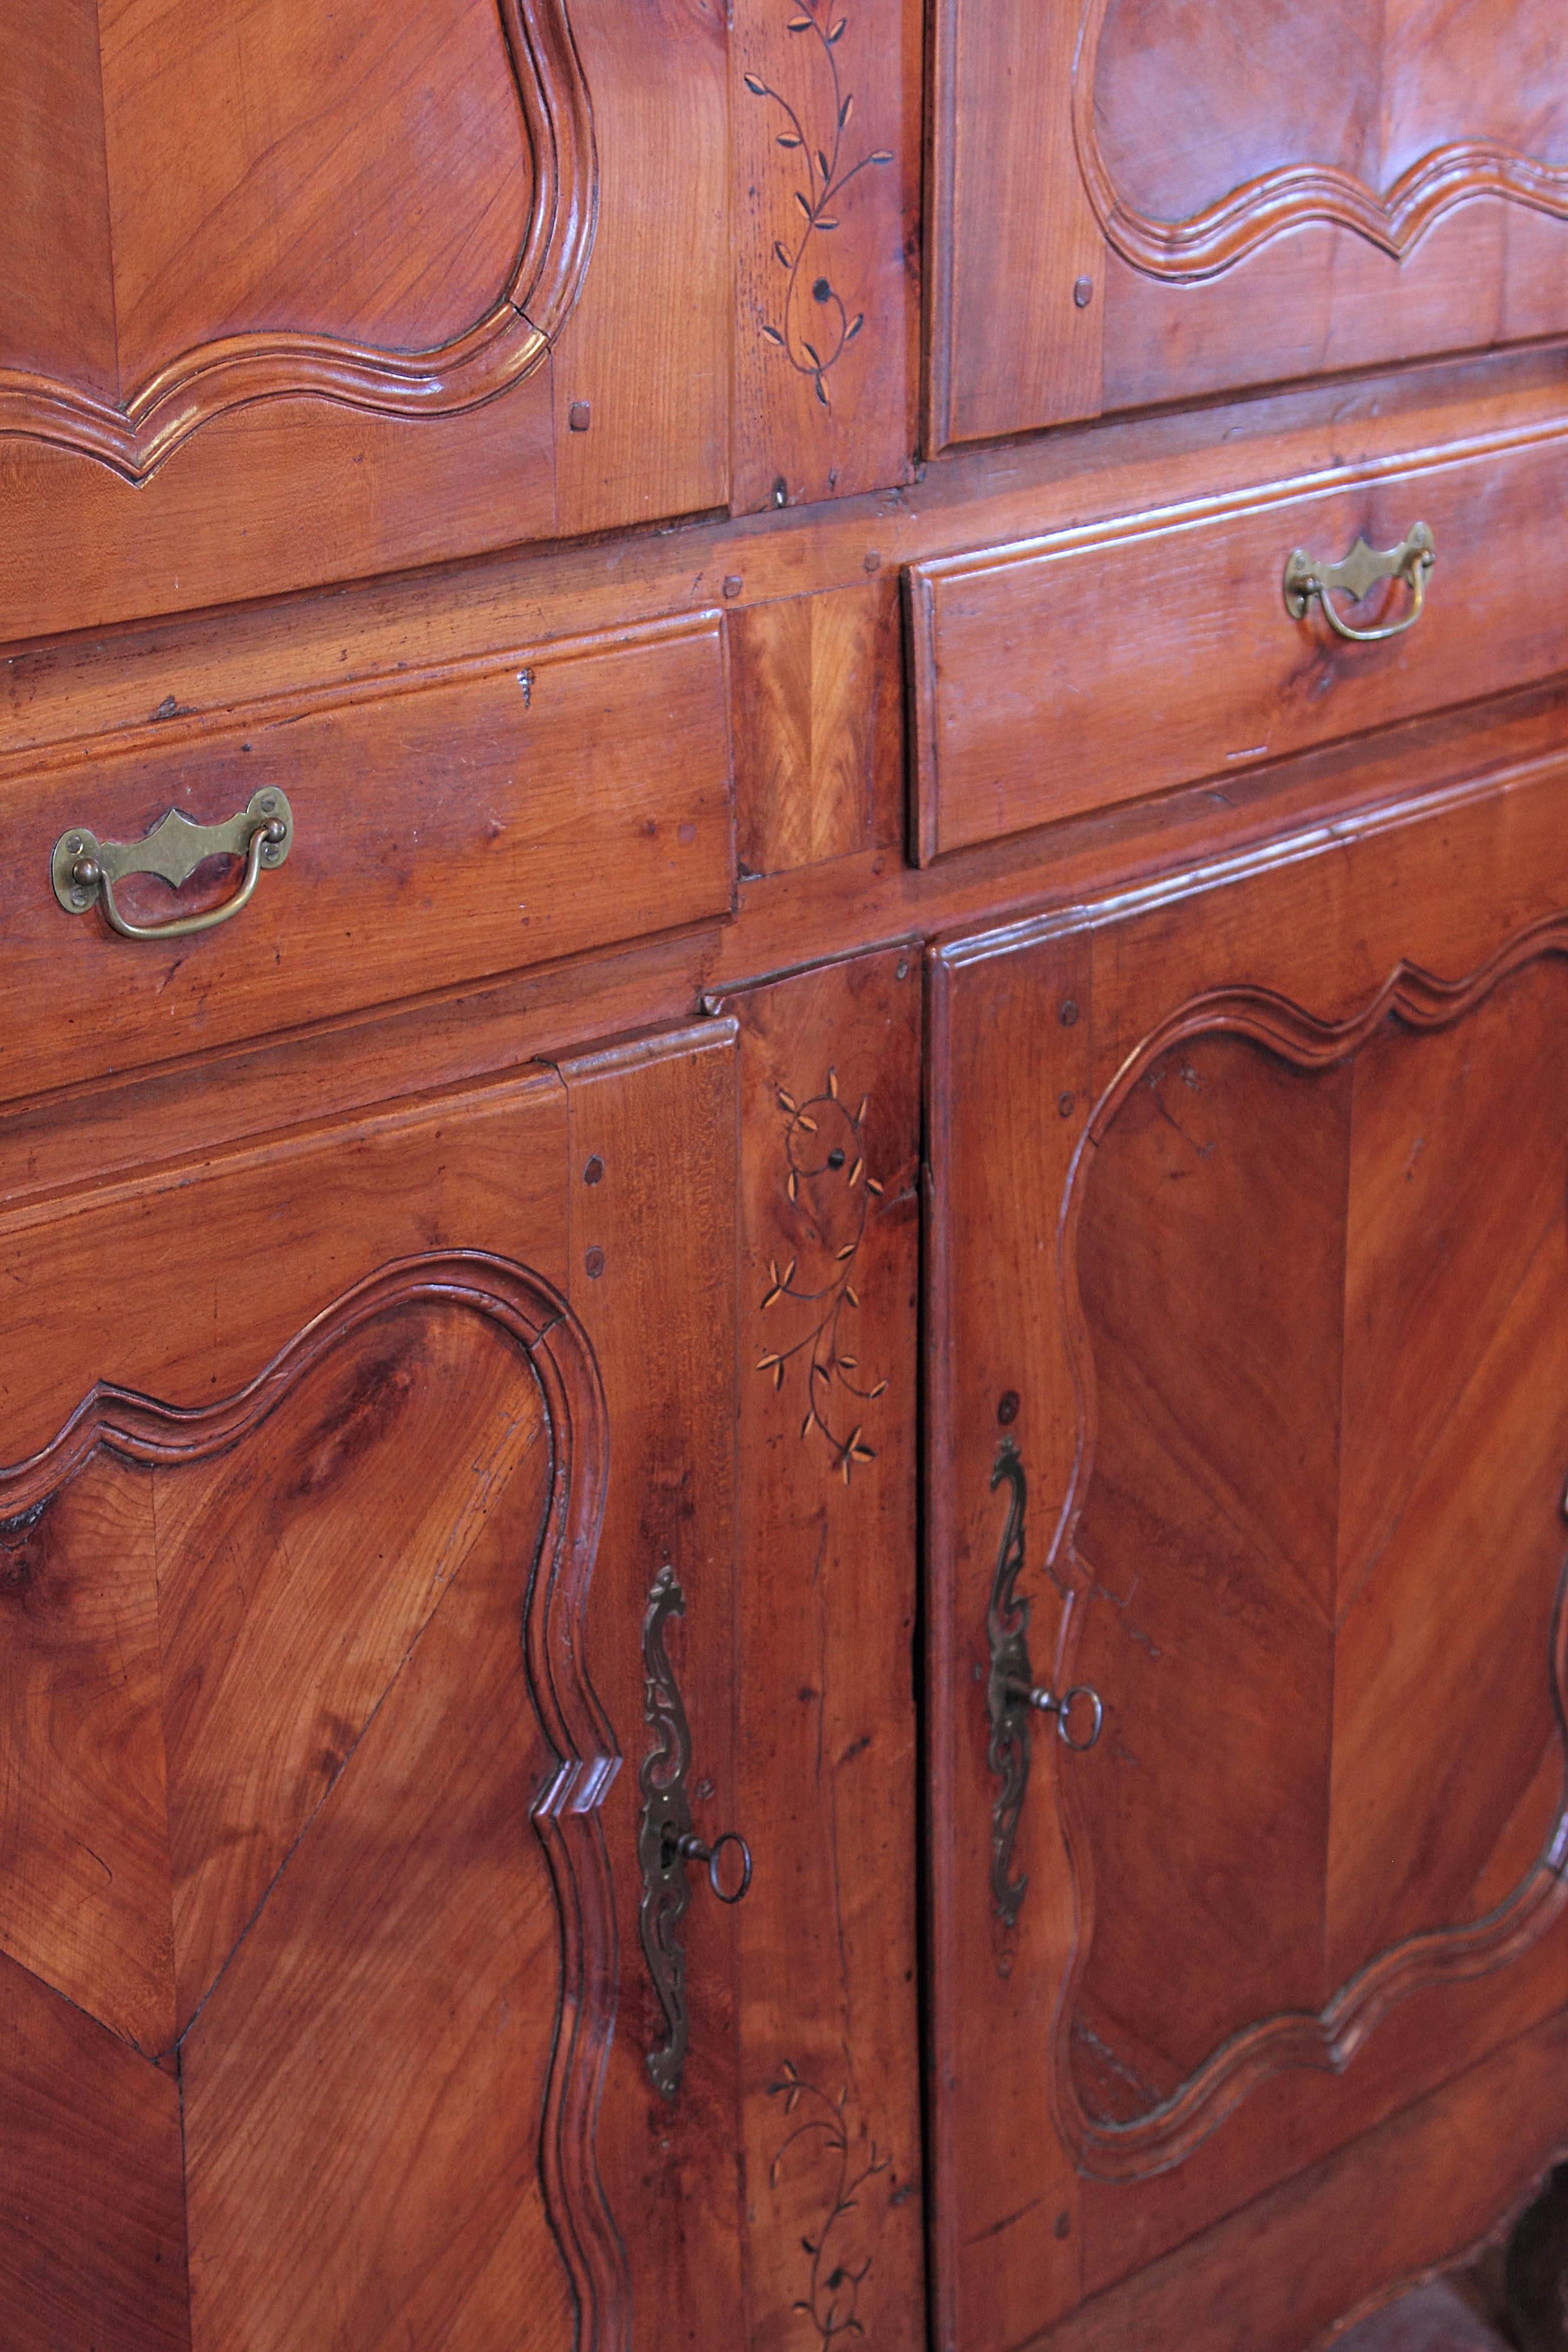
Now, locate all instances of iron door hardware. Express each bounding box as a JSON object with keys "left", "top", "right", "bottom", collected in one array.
[
  {"left": 986, "top": 1437, "right": 1102, "bottom": 1931},
  {"left": 638, "top": 1565, "right": 752, "bottom": 2100}
]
